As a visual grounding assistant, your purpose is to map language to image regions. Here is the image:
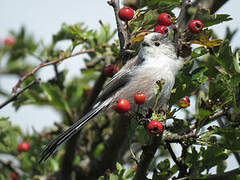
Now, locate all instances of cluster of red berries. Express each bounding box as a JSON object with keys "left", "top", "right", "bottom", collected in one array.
[
  {"left": 114, "top": 92, "right": 146, "bottom": 113},
  {"left": 113, "top": 92, "right": 163, "bottom": 135},
  {"left": 154, "top": 13, "right": 173, "bottom": 35}
]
